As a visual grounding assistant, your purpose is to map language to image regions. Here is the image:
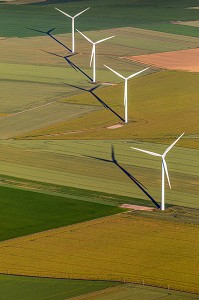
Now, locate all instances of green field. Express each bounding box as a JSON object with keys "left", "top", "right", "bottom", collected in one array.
[
  {"left": 0, "top": 278, "right": 197, "bottom": 300},
  {"left": 0, "top": 140, "right": 198, "bottom": 209},
  {"left": 75, "top": 283, "right": 199, "bottom": 300},
  {"left": 0, "top": 275, "right": 118, "bottom": 300},
  {"left": 0, "top": 0, "right": 199, "bottom": 38},
  {"left": 0, "top": 185, "right": 123, "bottom": 241}
]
